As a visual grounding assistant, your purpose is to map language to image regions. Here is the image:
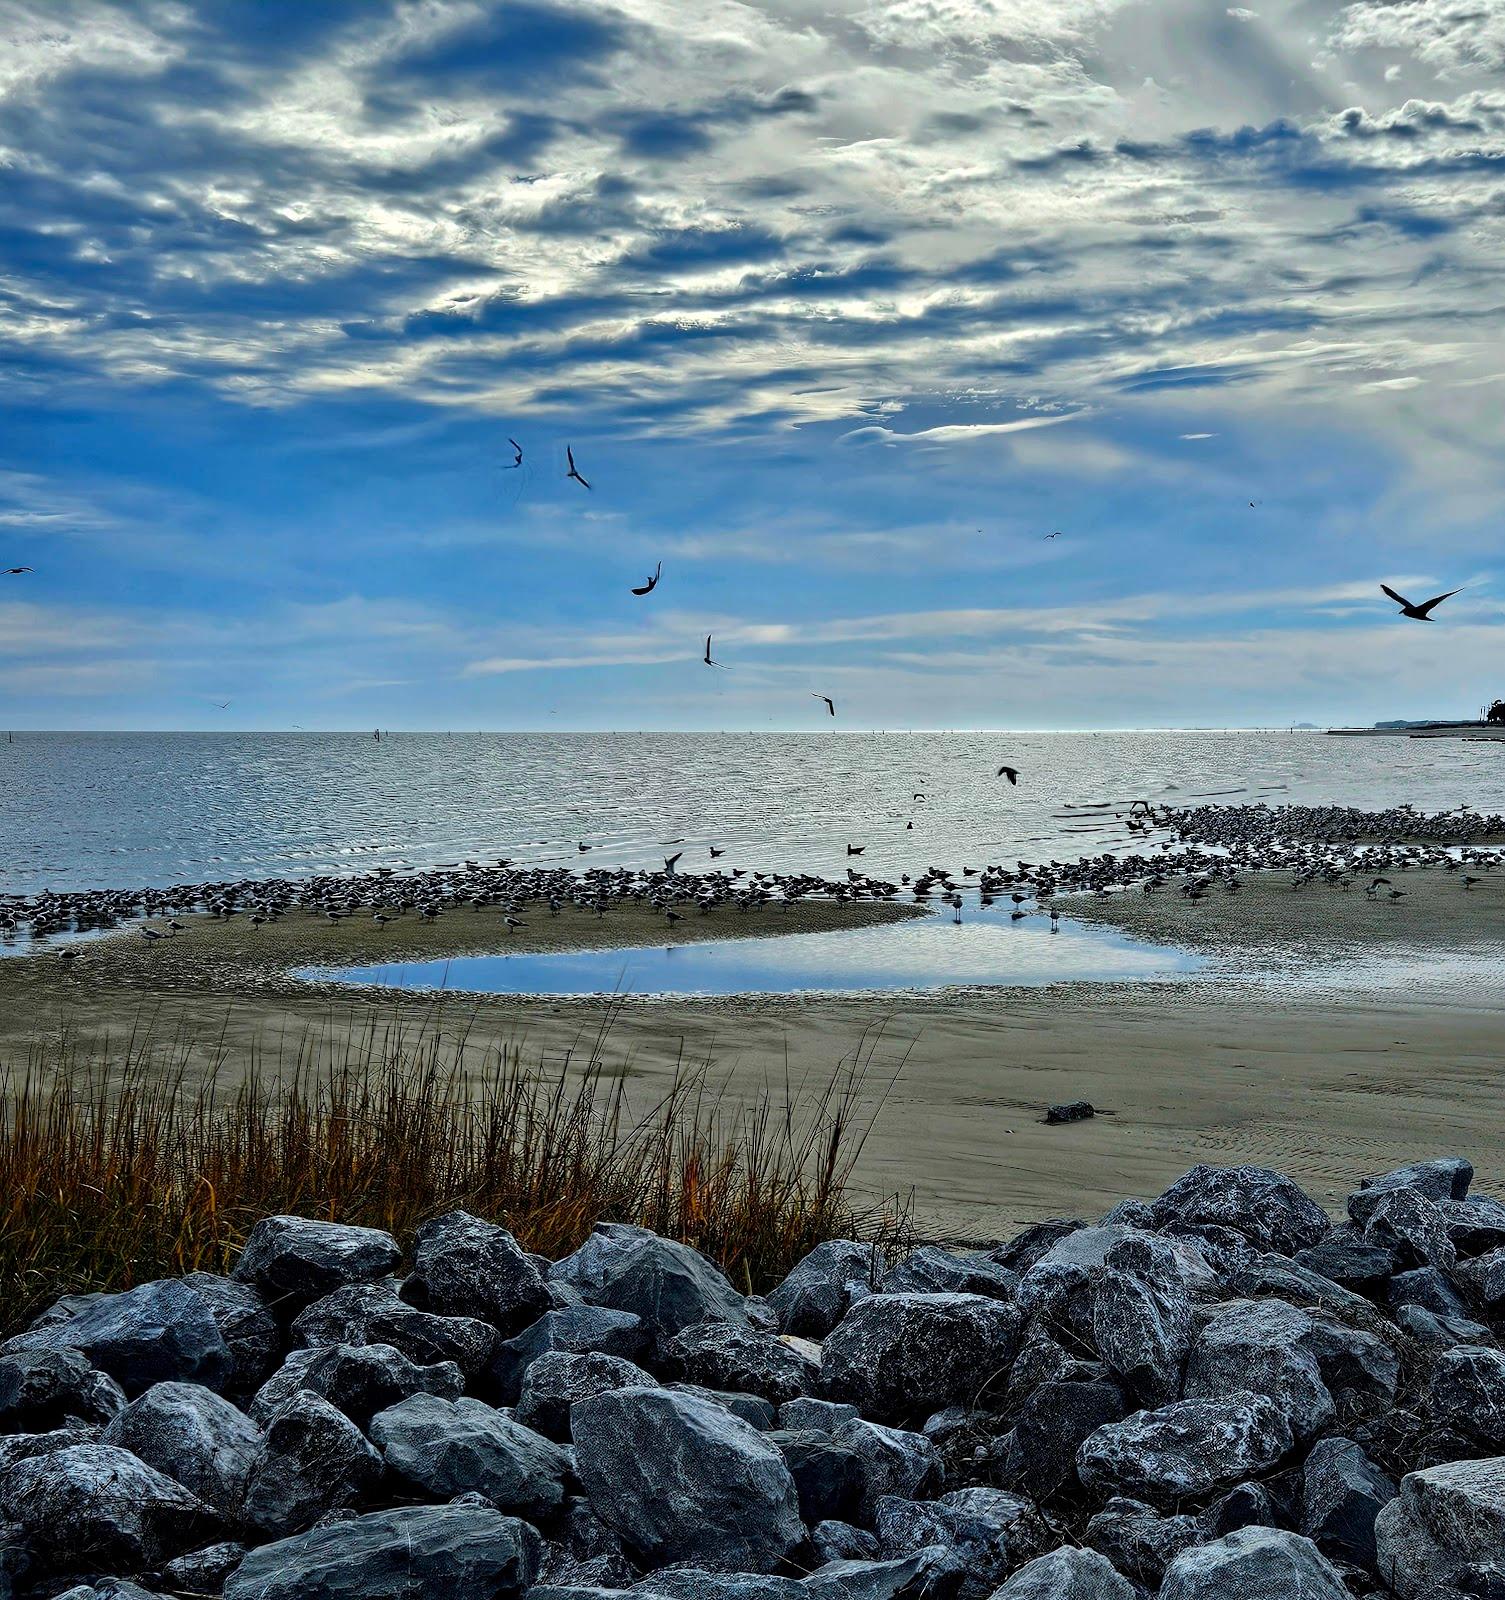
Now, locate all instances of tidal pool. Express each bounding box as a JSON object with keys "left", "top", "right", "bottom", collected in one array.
[{"left": 300, "top": 898, "right": 1202, "bottom": 998}]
